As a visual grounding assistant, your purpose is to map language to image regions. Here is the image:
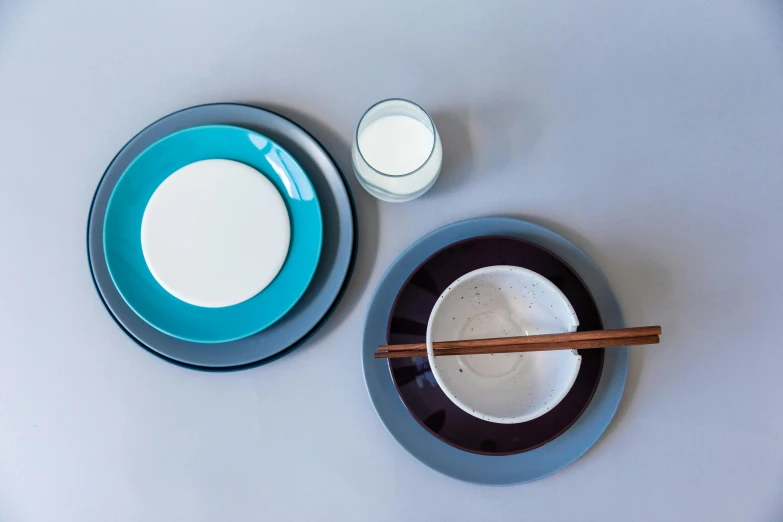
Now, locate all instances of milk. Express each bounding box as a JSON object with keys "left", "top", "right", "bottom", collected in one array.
[{"left": 357, "top": 115, "right": 434, "bottom": 175}]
